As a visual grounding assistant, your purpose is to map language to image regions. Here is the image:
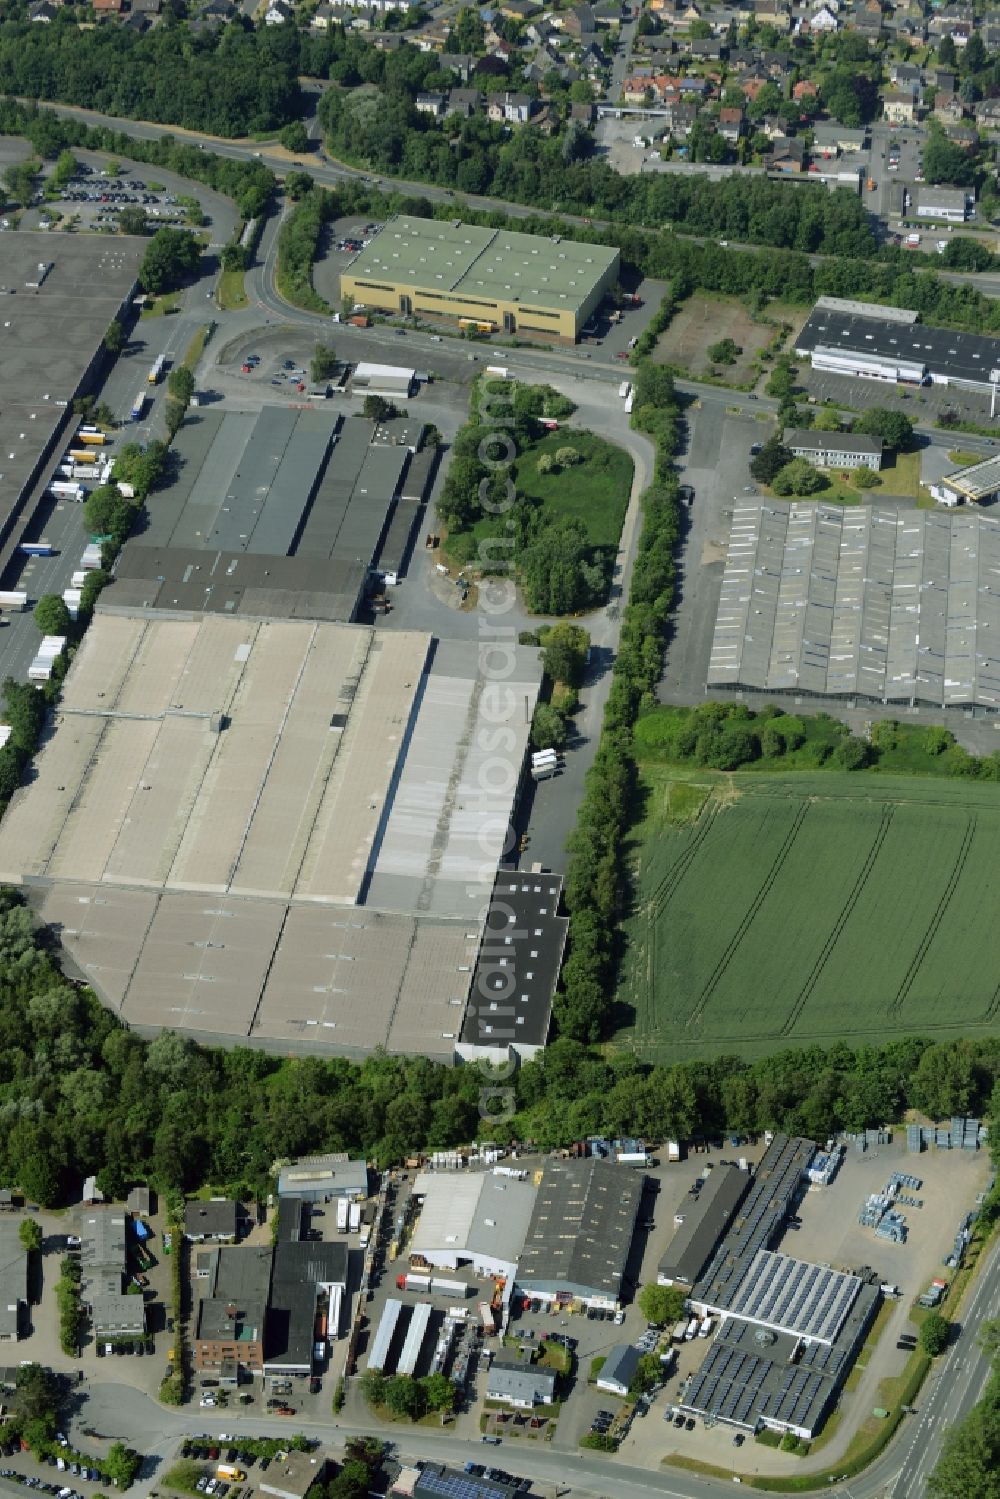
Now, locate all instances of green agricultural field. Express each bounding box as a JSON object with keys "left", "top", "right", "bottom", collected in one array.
[{"left": 616, "top": 768, "right": 1000, "bottom": 1064}]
